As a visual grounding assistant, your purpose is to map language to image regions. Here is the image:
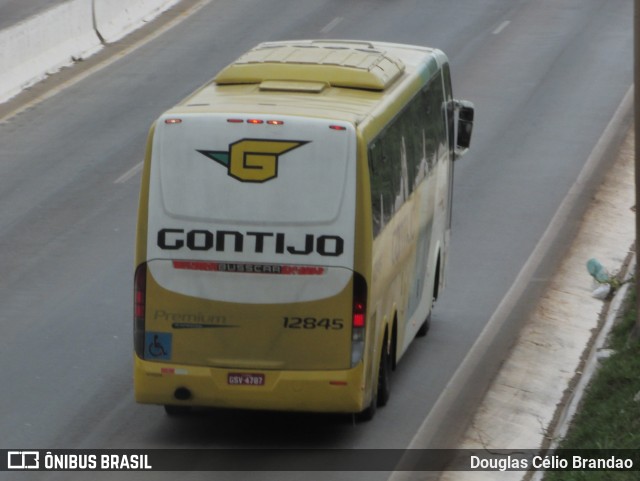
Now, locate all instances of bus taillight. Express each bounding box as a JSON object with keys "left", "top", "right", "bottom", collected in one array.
[
  {"left": 134, "top": 263, "right": 147, "bottom": 358},
  {"left": 351, "top": 273, "right": 367, "bottom": 367},
  {"left": 353, "top": 303, "right": 365, "bottom": 328}
]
